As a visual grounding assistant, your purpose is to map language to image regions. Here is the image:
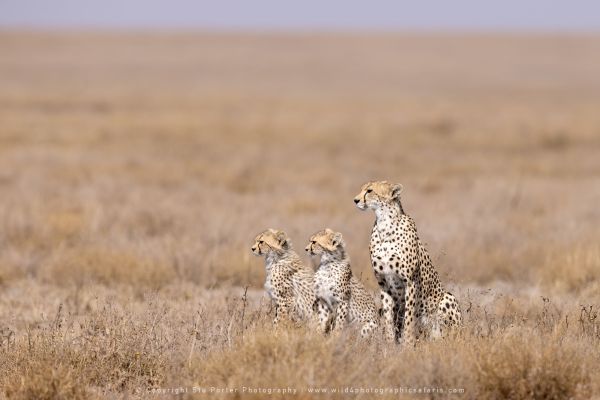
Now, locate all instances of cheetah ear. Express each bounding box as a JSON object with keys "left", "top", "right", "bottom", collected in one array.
[
  {"left": 331, "top": 232, "right": 343, "bottom": 248},
  {"left": 391, "top": 183, "right": 404, "bottom": 200},
  {"left": 275, "top": 231, "right": 290, "bottom": 249}
]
